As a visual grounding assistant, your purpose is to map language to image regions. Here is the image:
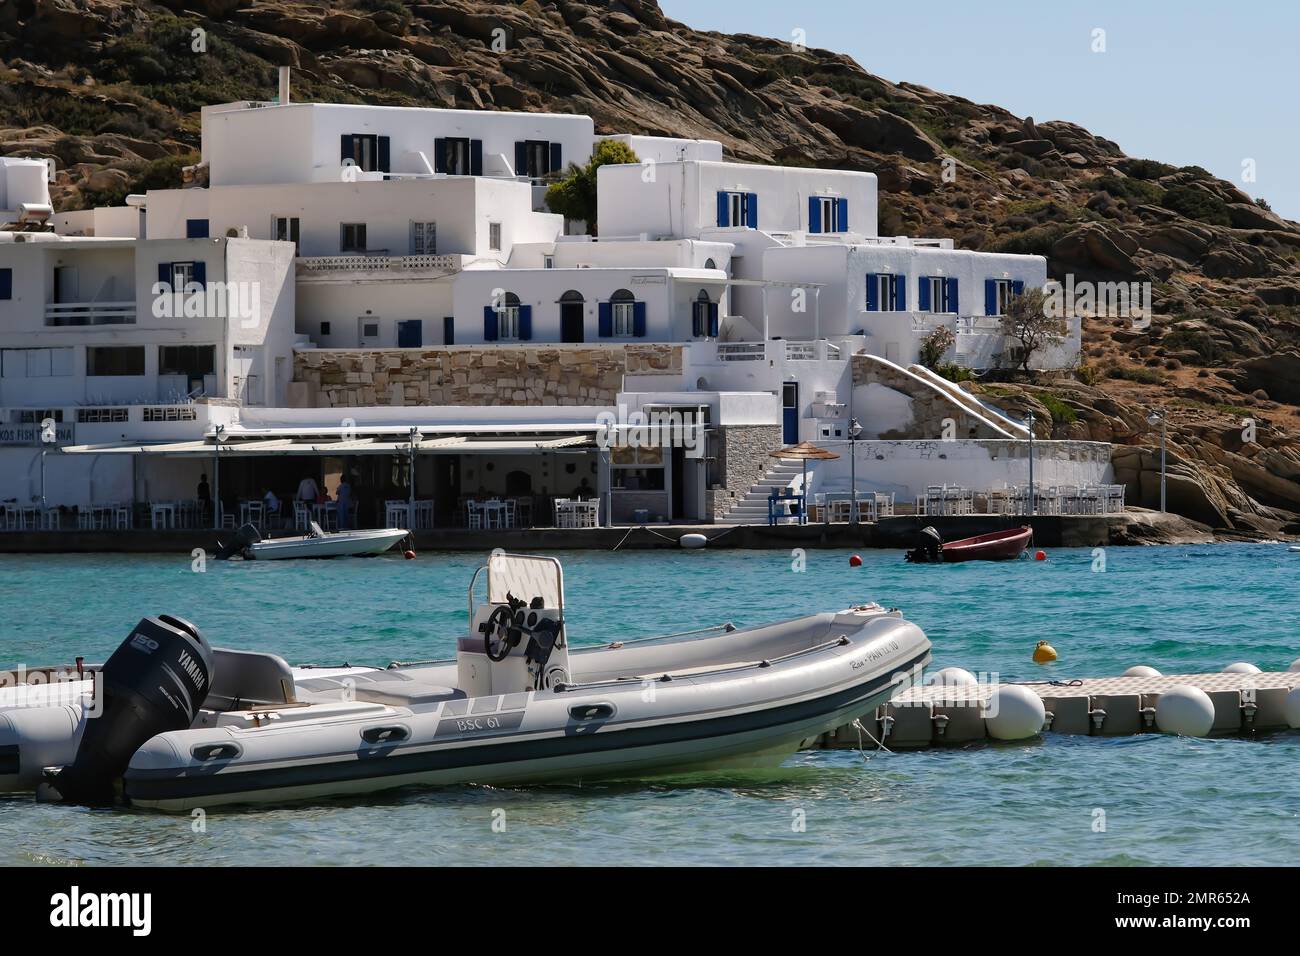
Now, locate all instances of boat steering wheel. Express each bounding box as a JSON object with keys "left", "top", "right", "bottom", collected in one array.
[{"left": 481, "top": 604, "right": 519, "bottom": 662}]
